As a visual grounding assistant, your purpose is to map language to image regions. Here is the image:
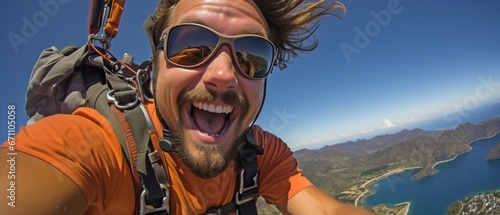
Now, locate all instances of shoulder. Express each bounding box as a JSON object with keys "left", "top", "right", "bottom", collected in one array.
[
  {"left": 250, "top": 125, "right": 296, "bottom": 171},
  {"left": 251, "top": 125, "right": 286, "bottom": 149},
  {"left": 18, "top": 107, "right": 117, "bottom": 146},
  {"left": 23, "top": 106, "right": 120, "bottom": 151},
  {"left": 7, "top": 107, "right": 134, "bottom": 213},
  {"left": 27, "top": 107, "right": 113, "bottom": 130},
  {"left": 15, "top": 107, "right": 121, "bottom": 160},
  {"left": 250, "top": 125, "right": 313, "bottom": 204},
  {"left": 250, "top": 125, "right": 293, "bottom": 159}
]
